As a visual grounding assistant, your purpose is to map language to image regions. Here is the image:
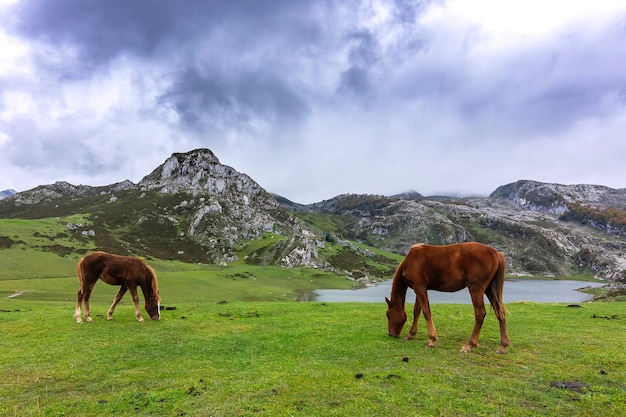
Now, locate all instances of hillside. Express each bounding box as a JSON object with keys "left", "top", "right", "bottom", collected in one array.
[
  {"left": 0, "top": 149, "right": 399, "bottom": 283},
  {"left": 1, "top": 148, "right": 626, "bottom": 289}
]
